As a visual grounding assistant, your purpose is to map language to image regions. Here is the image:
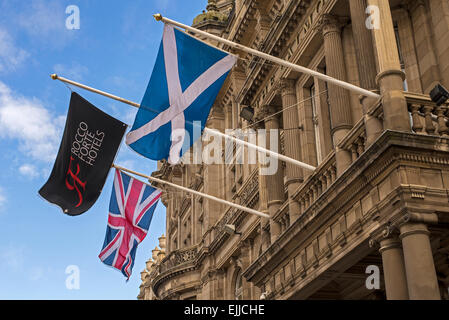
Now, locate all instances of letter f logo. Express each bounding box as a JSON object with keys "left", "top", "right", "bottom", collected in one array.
[{"left": 66, "top": 156, "right": 86, "bottom": 207}]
